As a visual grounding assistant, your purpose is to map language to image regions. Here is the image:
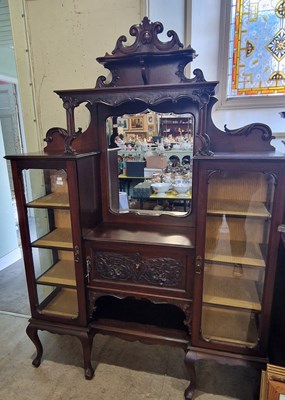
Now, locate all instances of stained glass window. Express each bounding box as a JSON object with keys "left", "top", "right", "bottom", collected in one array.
[{"left": 227, "top": 0, "right": 285, "bottom": 97}]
